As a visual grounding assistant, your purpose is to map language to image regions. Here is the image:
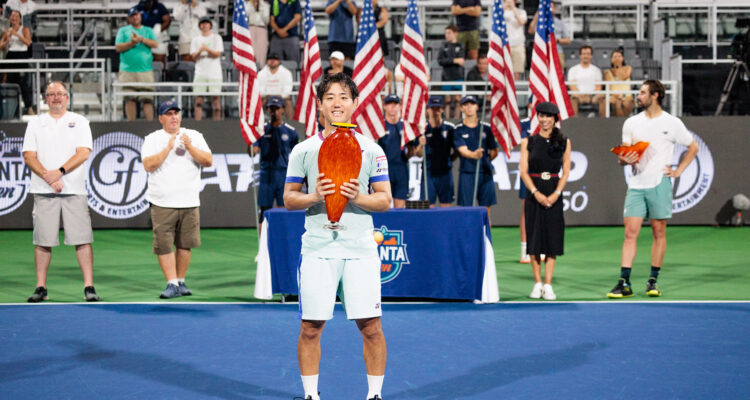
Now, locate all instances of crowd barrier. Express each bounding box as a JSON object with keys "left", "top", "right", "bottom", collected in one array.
[{"left": 1, "top": 117, "right": 748, "bottom": 228}]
